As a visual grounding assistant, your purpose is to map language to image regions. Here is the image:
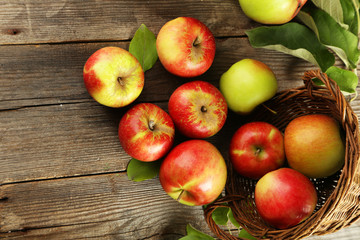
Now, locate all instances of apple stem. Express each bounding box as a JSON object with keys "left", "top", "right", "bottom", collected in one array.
[
  {"left": 117, "top": 77, "right": 125, "bottom": 86},
  {"left": 261, "top": 104, "right": 277, "bottom": 115},
  {"left": 148, "top": 120, "right": 156, "bottom": 131},
  {"left": 255, "top": 147, "right": 262, "bottom": 156},
  {"left": 177, "top": 189, "right": 185, "bottom": 202},
  {"left": 201, "top": 106, "right": 207, "bottom": 113},
  {"left": 193, "top": 37, "right": 201, "bottom": 47},
  {"left": 292, "top": 0, "right": 305, "bottom": 18}
]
